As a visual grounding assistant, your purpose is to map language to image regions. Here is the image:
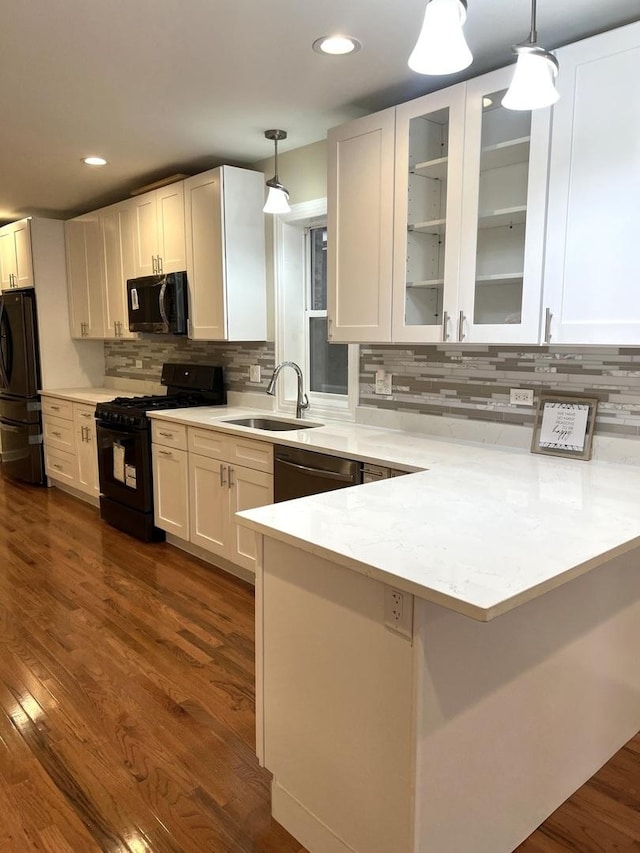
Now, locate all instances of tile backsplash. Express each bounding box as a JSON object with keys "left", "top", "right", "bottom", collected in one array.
[
  {"left": 360, "top": 345, "right": 640, "bottom": 438},
  {"left": 105, "top": 339, "right": 275, "bottom": 392}
]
